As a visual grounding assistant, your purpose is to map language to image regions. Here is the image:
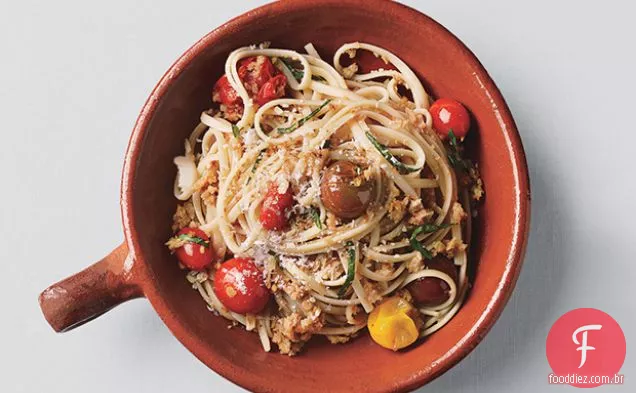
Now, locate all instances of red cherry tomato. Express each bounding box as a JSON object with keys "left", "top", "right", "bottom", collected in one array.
[
  {"left": 407, "top": 257, "right": 458, "bottom": 307},
  {"left": 238, "top": 56, "right": 278, "bottom": 93},
  {"left": 173, "top": 228, "right": 215, "bottom": 271},
  {"left": 213, "top": 257, "right": 271, "bottom": 314},
  {"left": 212, "top": 74, "right": 241, "bottom": 107},
  {"left": 212, "top": 56, "right": 286, "bottom": 109},
  {"left": 353, "top": 50, "right": 397, "bottom": 74},
  {"left": 255, "top": 74, "right": 287, "bottom": 106},
  {"left": 259, "top": 182, "right": 294, "bottom": 231},
  {"left": 429, "top": 98, "right": 471, "bottom": 140}
]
